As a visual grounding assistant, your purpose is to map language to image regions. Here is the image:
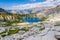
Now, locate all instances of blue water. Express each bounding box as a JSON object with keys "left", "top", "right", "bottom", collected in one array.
[{"left": 22, "top": 18, "right": 42, "bottom": 23}]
